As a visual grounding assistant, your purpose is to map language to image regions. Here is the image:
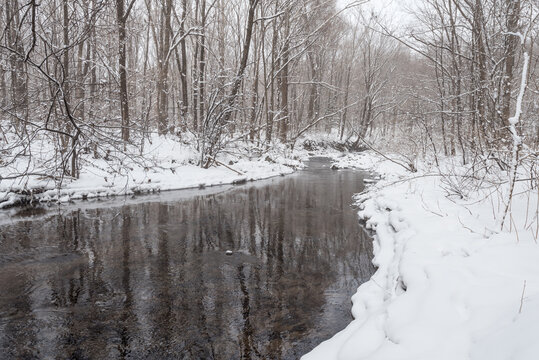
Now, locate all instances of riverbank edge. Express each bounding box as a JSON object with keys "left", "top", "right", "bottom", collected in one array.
[
  {"left": 0, "top": 135, "right": 355, "bottom": 210},
  {"left": 0, "top": 161, "right": 298, "bottom": 209},
  {"left": 304, "top": 151, "right": 539, "bottom": 360}
]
